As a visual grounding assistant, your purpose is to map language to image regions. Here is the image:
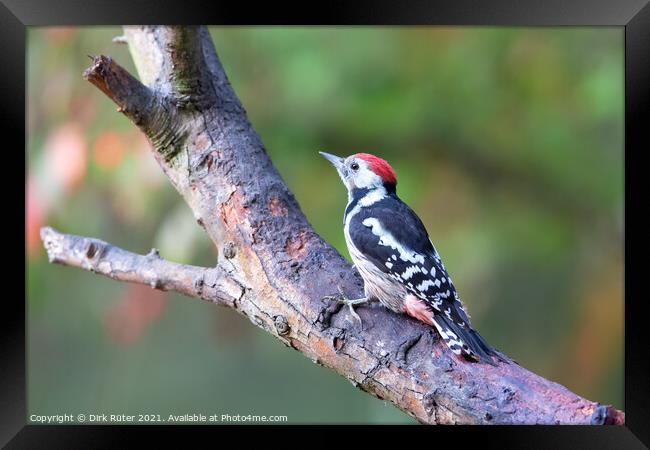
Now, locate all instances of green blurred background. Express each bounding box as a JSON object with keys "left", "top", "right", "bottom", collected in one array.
[{"left": 26, "top": 27, "right": 624, "bottom": 424}]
